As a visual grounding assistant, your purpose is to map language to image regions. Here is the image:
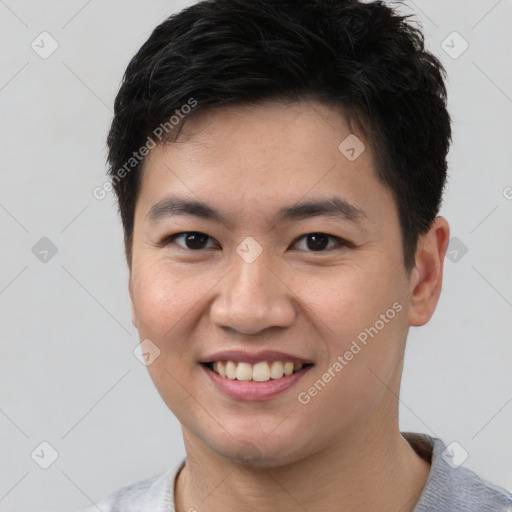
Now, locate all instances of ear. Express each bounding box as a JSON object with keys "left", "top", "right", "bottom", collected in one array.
[
  {"left": 128, "top": 272, "right": 138, "bottom": 329},
  {"left": 408, "top": 216, "right": 450, "bottom": 327}
]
